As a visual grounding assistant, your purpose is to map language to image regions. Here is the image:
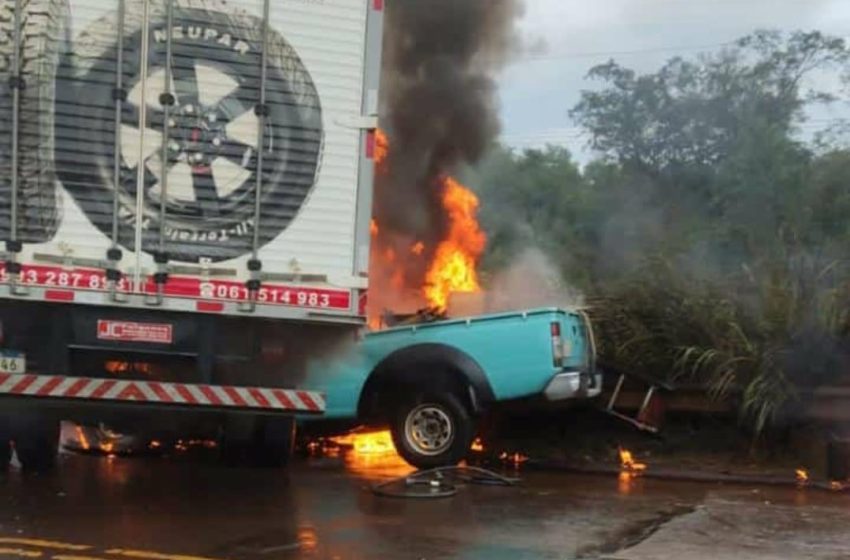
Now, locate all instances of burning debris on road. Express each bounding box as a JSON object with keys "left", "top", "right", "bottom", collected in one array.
[{"left": 619, "top": 448, "right": 648, "bottom": 474}]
